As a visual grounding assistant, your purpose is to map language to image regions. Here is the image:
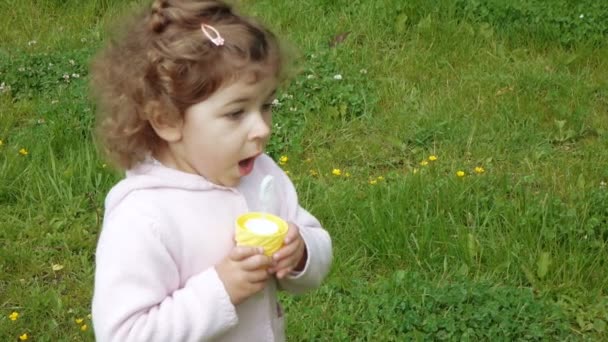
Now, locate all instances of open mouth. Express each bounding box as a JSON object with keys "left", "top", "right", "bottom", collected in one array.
[{"left": 238, "top": 156, "right": 256, "bottom": 176}]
